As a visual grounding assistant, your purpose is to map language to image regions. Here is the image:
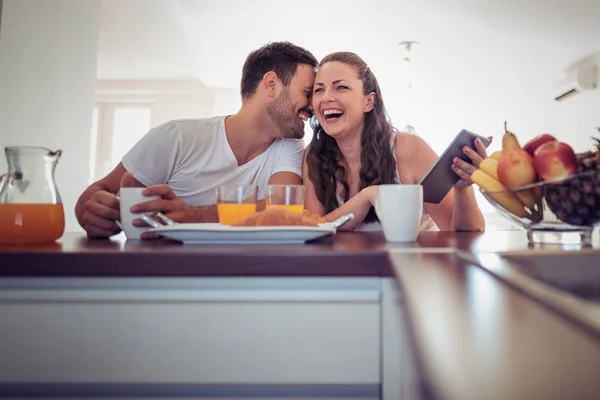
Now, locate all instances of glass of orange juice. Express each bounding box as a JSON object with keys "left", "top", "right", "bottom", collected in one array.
[
  {"left": 265, "top": 185, "right": 305, "bottom": 213},
  {"left": 217, "top": 184, "right": 258, "bottom": 225}
]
